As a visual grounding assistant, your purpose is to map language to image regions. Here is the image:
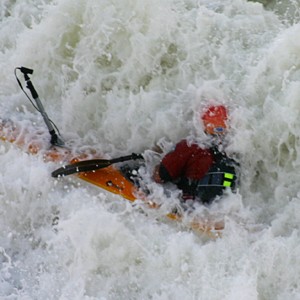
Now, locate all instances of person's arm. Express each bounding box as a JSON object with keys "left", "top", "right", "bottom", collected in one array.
[
  {"left": 153, "top": 164, "right": 172, "bottom": 183},
  {"left": 153, "top": 140, "right": 189, "bottom": 183}
]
